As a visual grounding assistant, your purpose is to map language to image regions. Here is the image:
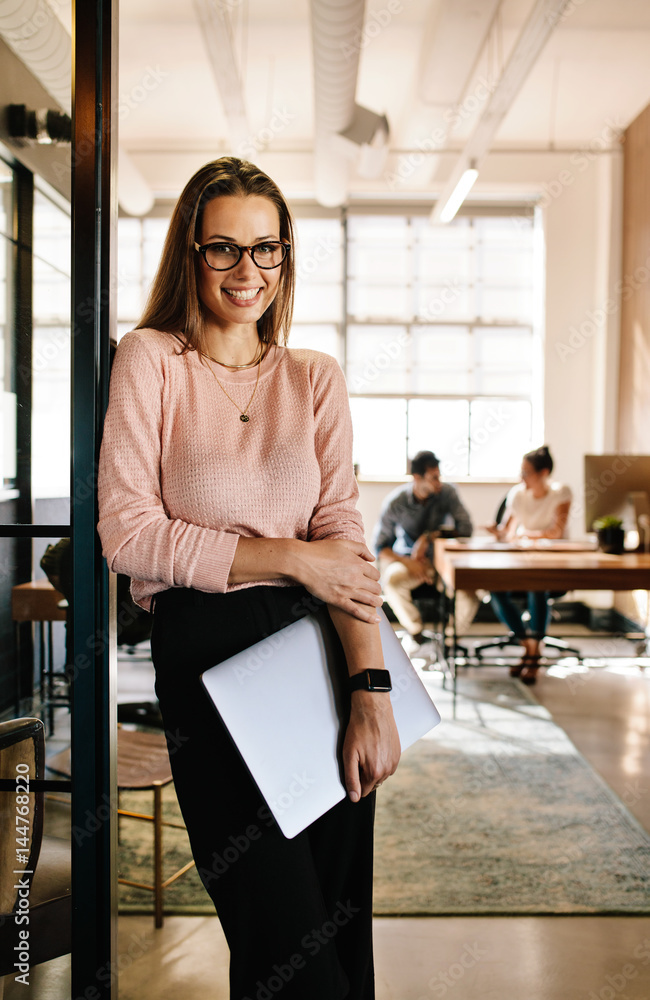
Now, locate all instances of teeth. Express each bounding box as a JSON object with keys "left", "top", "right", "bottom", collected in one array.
[{"left": 225, "top": 288, "right": 259, "bottom": 301}]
